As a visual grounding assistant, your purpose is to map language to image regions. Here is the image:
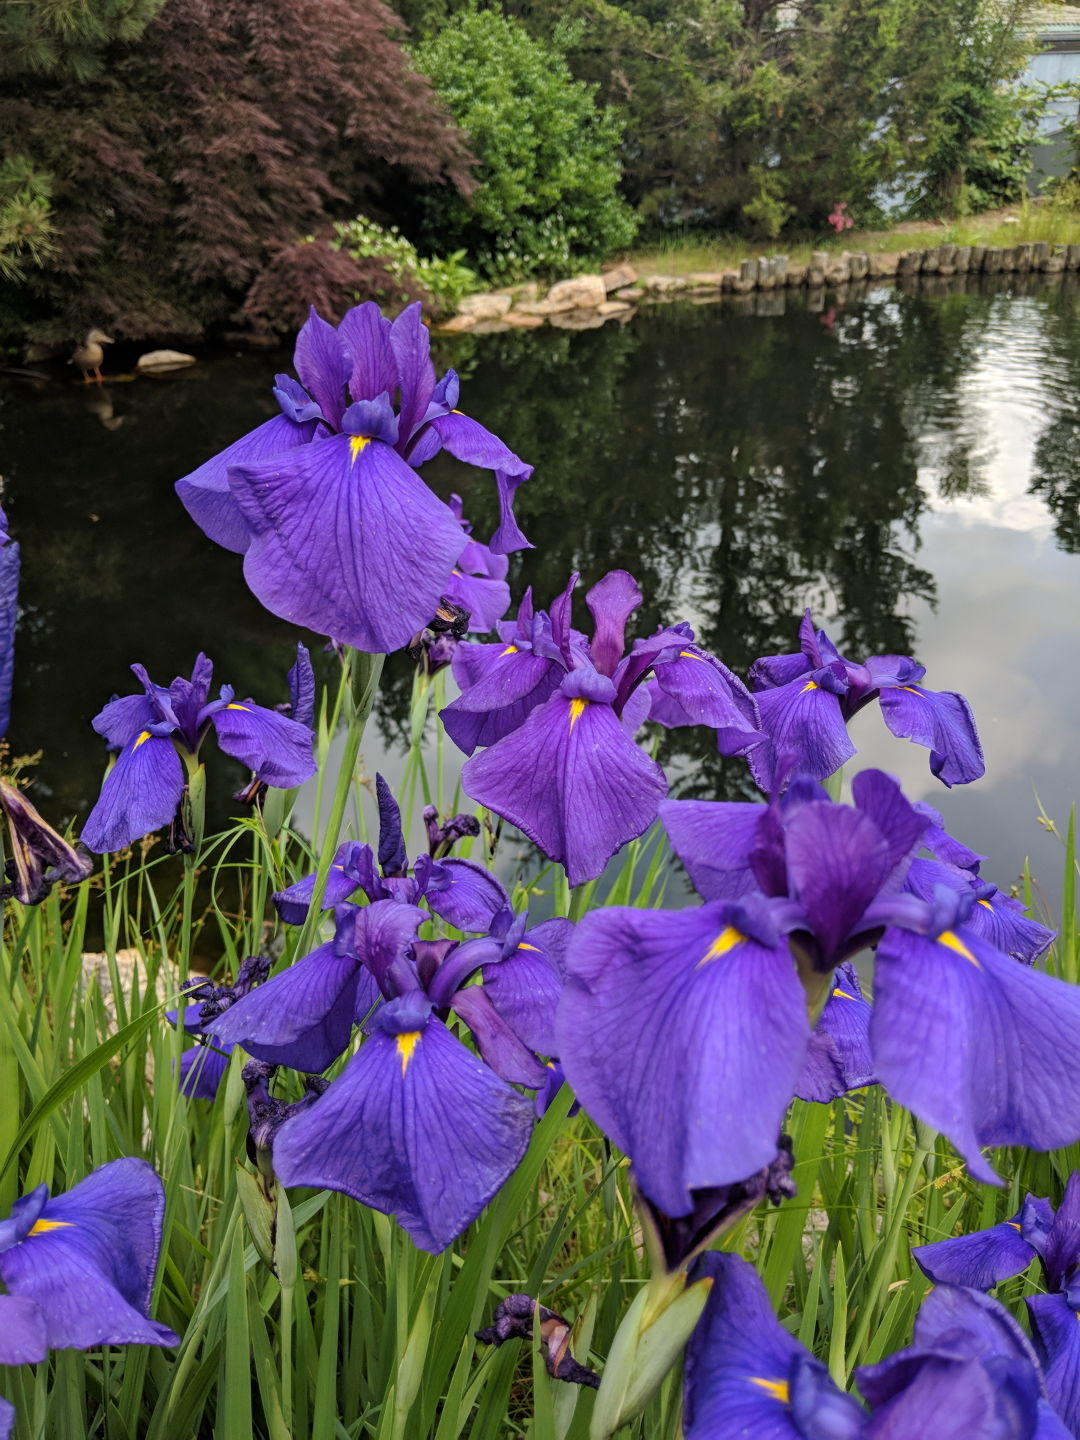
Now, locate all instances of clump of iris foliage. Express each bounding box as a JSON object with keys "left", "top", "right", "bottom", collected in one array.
[{"left": 4, "top": 301, "right": 1080, "bottom": 1440}]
